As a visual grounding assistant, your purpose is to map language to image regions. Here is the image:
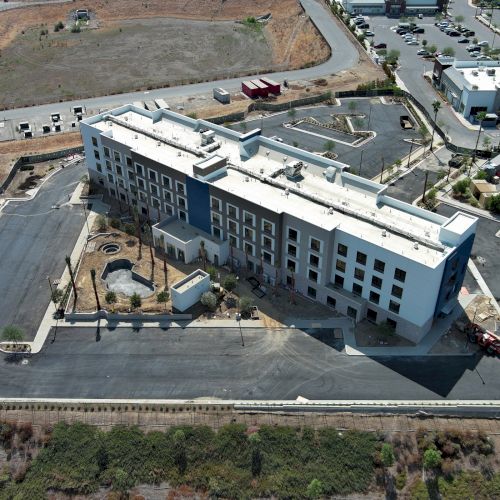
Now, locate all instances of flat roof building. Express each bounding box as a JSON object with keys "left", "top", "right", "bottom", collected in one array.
[{"left": 80, "top": 105, "right": 477, "bottom": 343}]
